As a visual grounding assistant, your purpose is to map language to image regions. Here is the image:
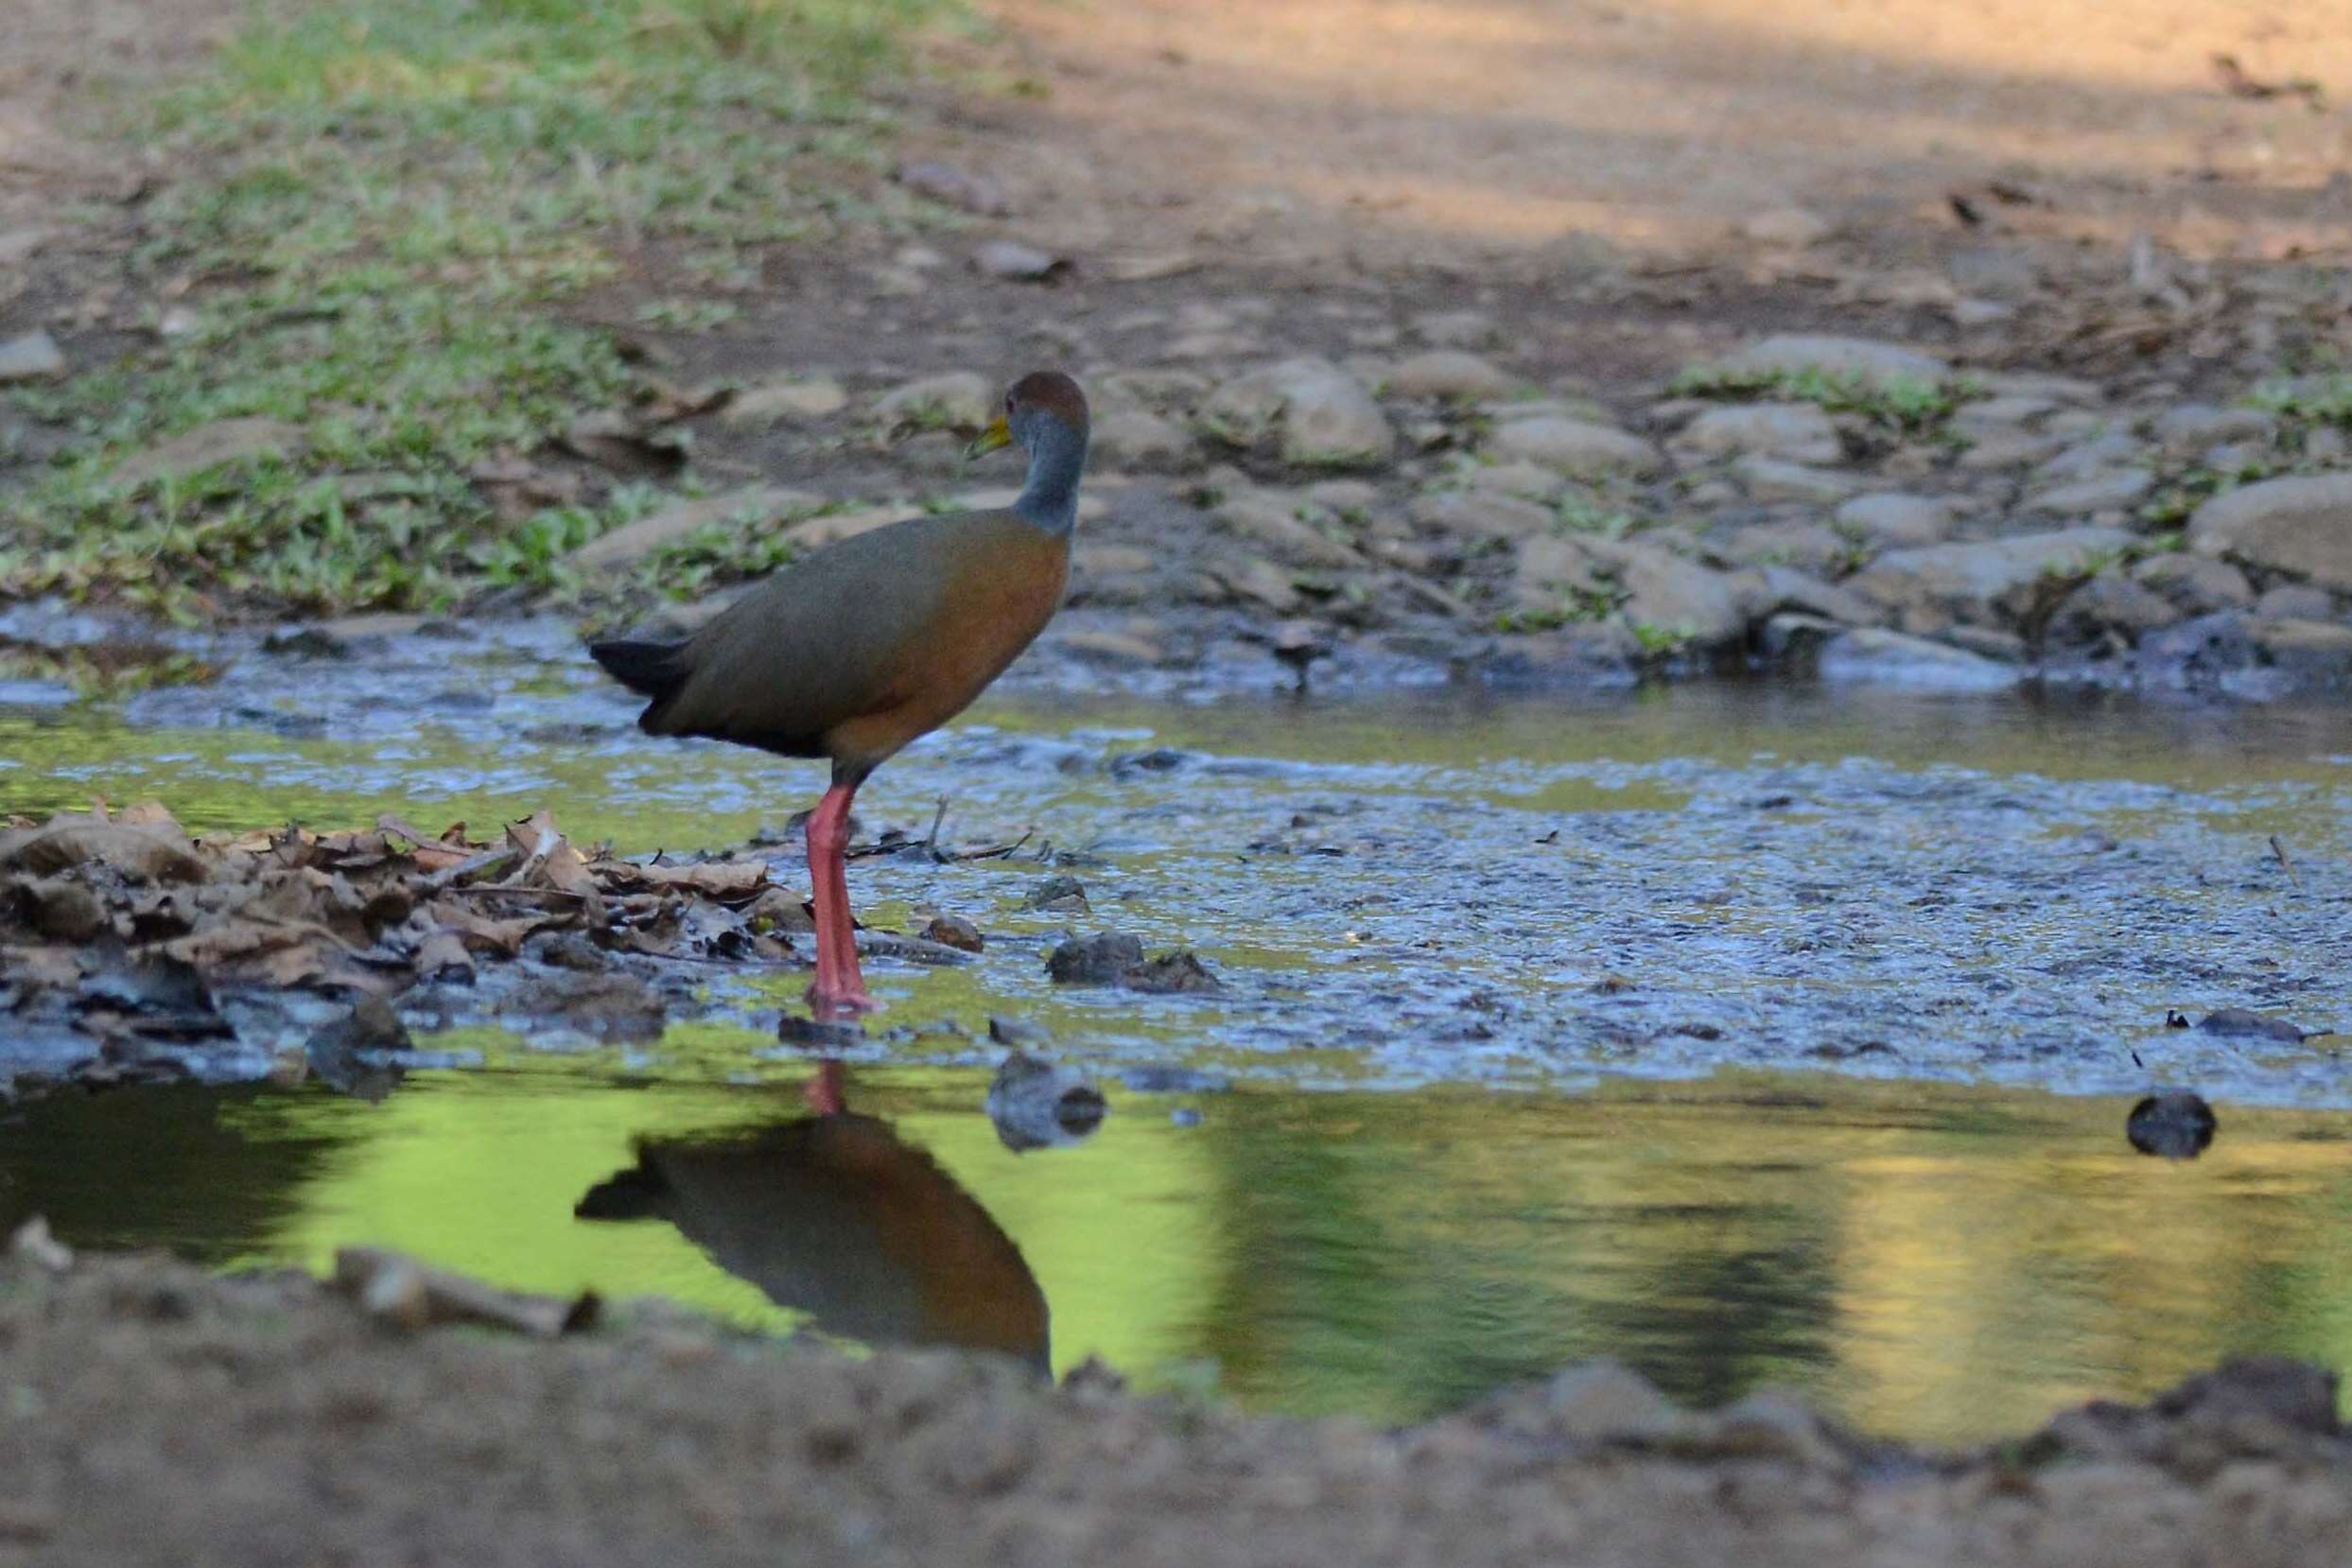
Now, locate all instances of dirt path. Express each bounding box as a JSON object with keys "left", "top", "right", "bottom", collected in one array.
[
  {"left": 3, "top": 1247, "right": 2350, "bottom": 1567},
  {"left": 950, "top": 0, "right": 2352, "bottom": 270}
]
